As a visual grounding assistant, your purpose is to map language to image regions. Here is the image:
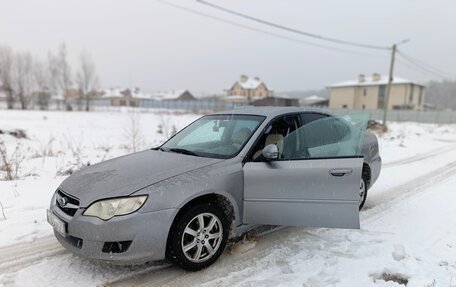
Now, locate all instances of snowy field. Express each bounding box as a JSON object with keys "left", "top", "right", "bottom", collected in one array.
[{"left": 1, "top": 109, "right": 456, "bottom": 287}]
